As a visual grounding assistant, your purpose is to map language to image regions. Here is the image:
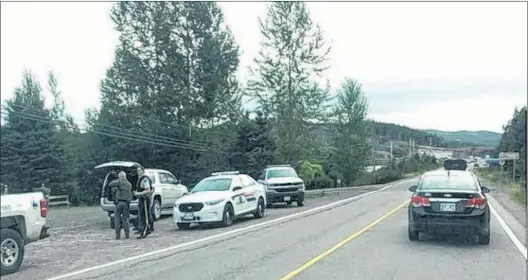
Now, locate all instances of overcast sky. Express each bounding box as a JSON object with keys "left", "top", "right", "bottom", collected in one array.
[{"left": 1, "top": 2, "right": 526, "bottom": 133}]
